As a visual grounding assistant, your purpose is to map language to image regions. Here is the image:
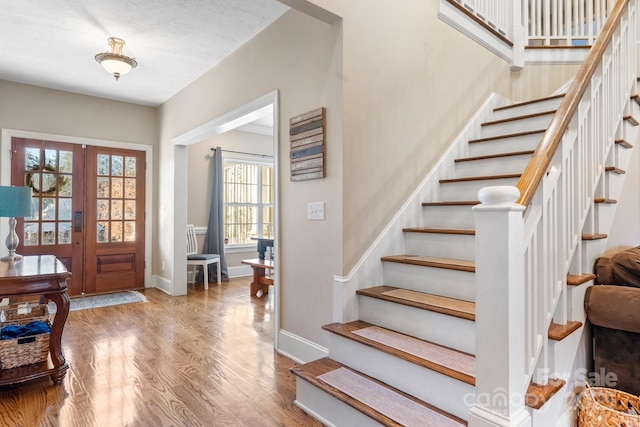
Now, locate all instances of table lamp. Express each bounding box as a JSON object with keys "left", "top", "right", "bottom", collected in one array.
[{"left": 0, "top": 186, "right": 33, "bottom": 261}]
